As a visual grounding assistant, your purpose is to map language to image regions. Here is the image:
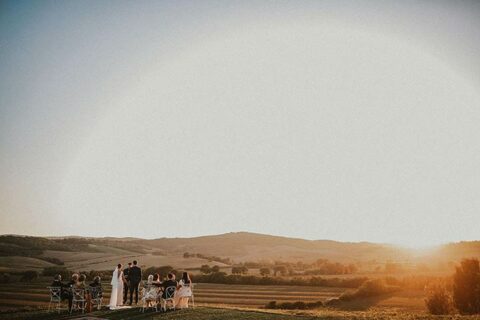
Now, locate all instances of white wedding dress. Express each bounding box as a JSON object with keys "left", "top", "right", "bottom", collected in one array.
[{"left": 109, "top": 267, "right": 125, "bottom": 310}]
